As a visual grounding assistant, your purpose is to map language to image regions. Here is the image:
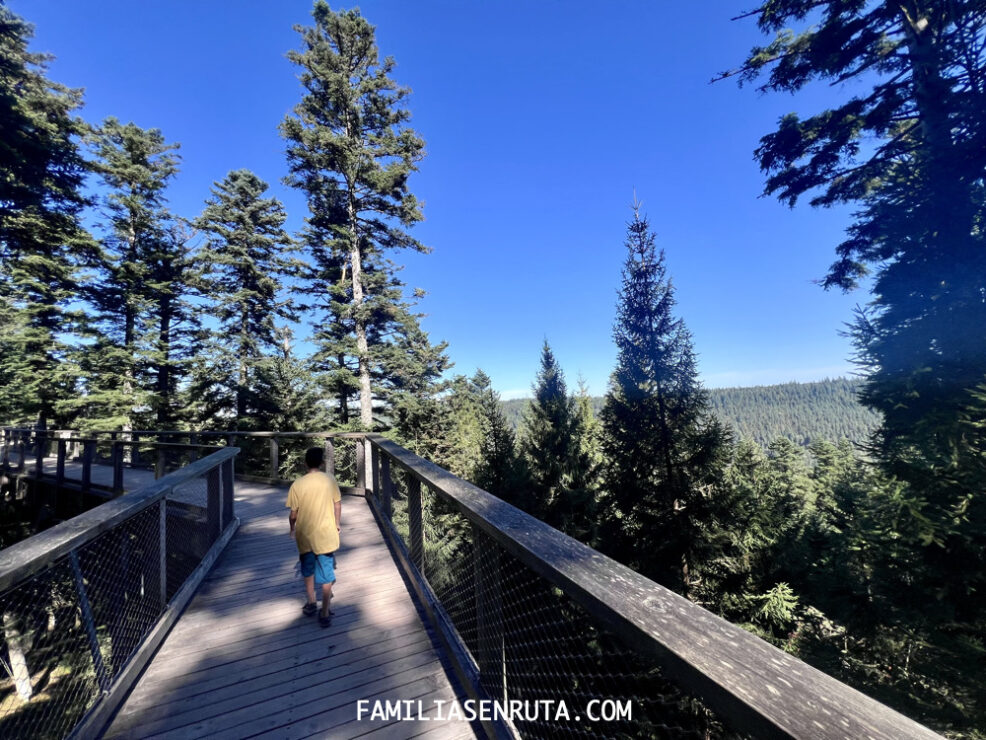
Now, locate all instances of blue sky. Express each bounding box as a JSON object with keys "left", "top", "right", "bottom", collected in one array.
[{"left": 12, "top": 1, "right": 868, "bottom": 399}]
